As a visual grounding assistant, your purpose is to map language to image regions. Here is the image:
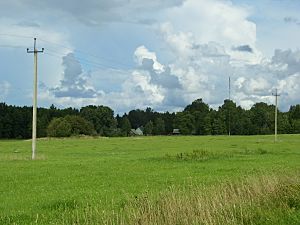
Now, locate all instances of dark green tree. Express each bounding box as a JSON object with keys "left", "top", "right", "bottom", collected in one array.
[
  {"left": 153, "top": 117, "right": 165, "bottom": 135},
  {"left": 291, "top": 119, "right": 300, "bottom": 133},
  {"left": 120, "top": 117, "right": 132, "bottom": 136},
  {"left": 47, "top": 118, "right": 72, "bottom": 137},
  {"left": 80, "top": 105, "right": 117, "bottom": 136},
  {"left": 64, "top": 115, "right": 95, "bottom": 135},
  {"left": 162, "top": 111, "right": 175, "bottom": 134},
  {"left": 173, "top": 112, "right": 195, "bottom": 135},
  {"left": 210, "top": 109, "right": 226, "bottom": 135},
  {"left": 184, "top": 99, "right": 211, "bottom": 135},
  {"left": 144, "top": 121, "right": 154, "bottom": 135},
  {"left": 1, "top": 99, "right": 300, "bottom": 139},
  {"left": 218, "top": 100, "right": 239, "bottom": 135},
  {"left": 250, "top": 102, "right": 275, "bottom": 134},
  {"left": 278, "top": 113, "right": 292, "bottom": 134},
  {"left": 289, "top": 105, "right": 300, "bottom": 120},
  {"left": 37, "top": 108, "right": 50, "bottom": 137}
]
